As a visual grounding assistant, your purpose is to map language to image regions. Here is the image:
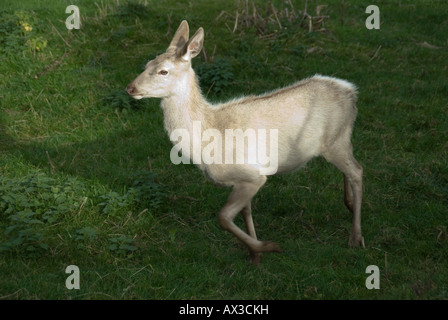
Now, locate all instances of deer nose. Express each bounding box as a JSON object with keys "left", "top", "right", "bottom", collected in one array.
[{"left": 126, "top": 85, "right": 136, "bottom": 95}]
